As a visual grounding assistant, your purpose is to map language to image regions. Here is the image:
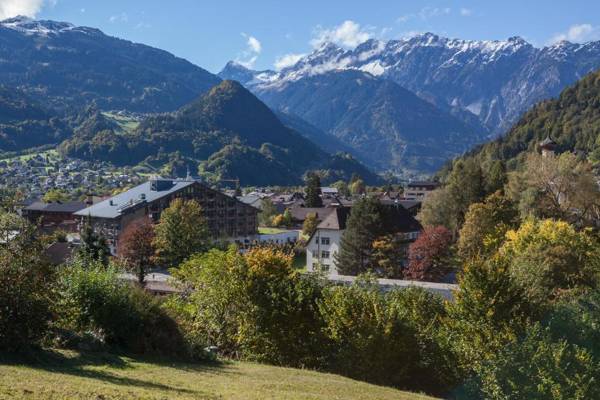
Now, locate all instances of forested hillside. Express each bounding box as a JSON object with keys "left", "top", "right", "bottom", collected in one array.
[
  {"left": 0, "top": 86, "right": 70, "bottom": 151},
  {"left": 0, "top": 16, "right": 220, "bottom": 112},
  {"left": 442, "top": 68, "right": 600, "bottom": 176},
  {"left": 60, "top": 81, "right": 380, "bottom": 185}
]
